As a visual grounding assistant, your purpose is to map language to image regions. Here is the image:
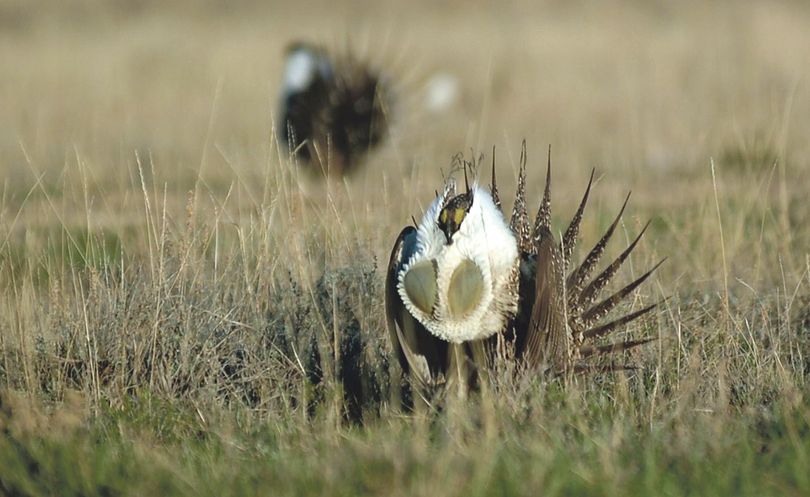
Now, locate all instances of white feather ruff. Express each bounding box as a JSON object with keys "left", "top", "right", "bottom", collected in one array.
[{"left": 398, "top": 184, "right": 520, "bottom": 343}]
